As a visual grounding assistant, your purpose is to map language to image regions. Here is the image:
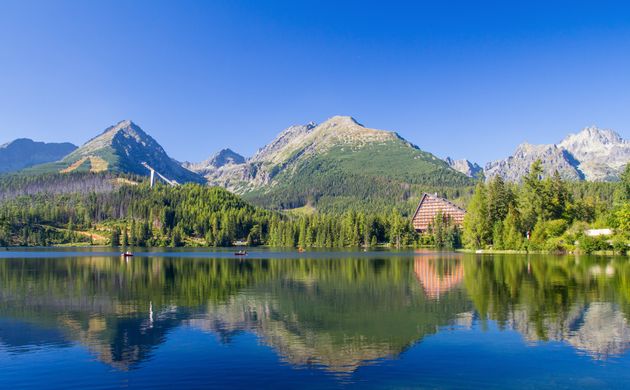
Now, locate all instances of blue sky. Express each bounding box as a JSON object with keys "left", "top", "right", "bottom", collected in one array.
[{"left": 1, "top": 0, "right": 629, "bottom": 164}]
